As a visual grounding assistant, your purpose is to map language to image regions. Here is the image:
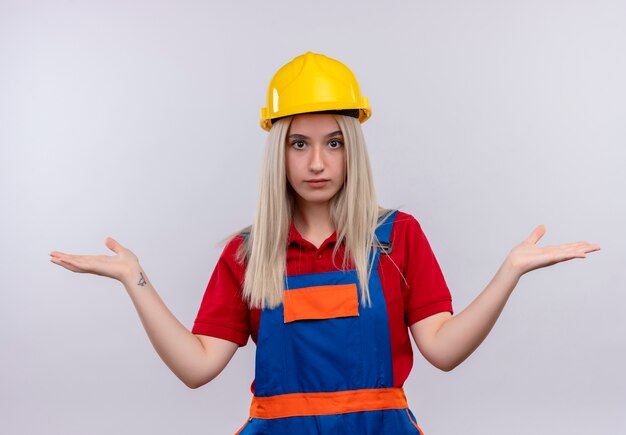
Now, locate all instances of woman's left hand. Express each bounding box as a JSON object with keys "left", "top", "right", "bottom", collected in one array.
[{"left": 507, "top": 225, "right": 601, "bottom": 277}]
